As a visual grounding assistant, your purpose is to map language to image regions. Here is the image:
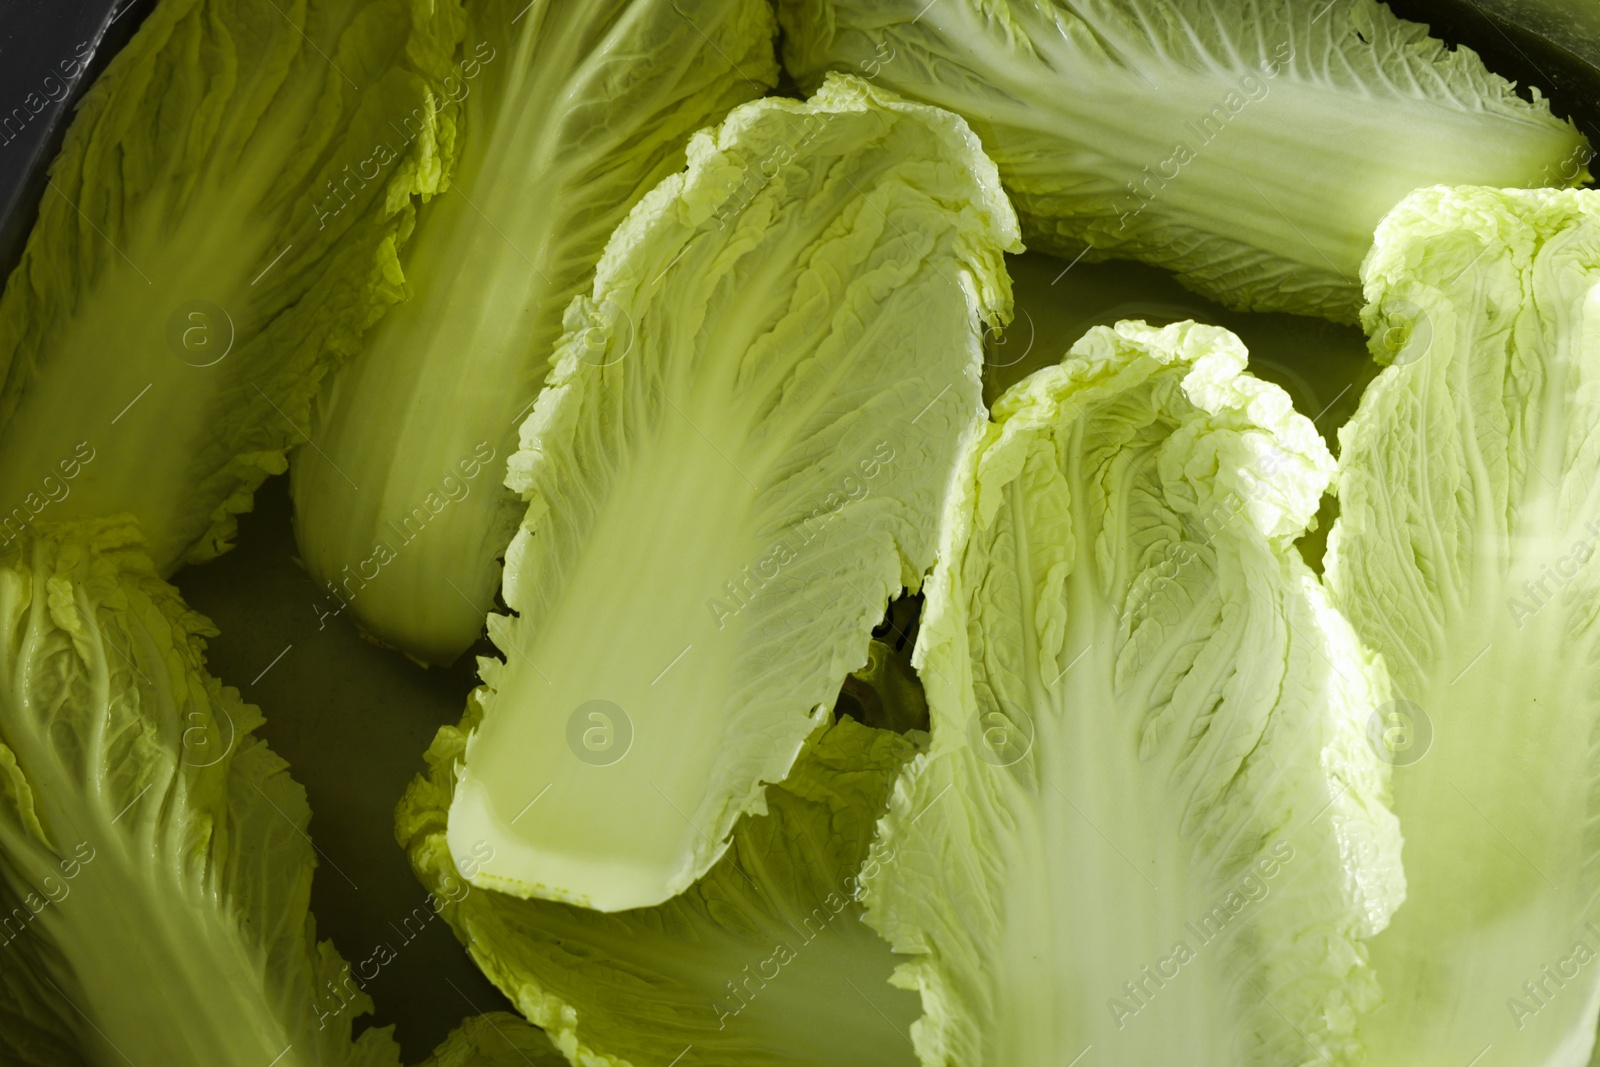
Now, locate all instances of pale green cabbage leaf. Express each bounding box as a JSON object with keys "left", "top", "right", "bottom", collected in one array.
[
  {"left": 291, "top": 0, "right": 778, "bottom": 666},
  {"left": 1328, "top": 185, "right": 1600, "bottom": 1066},
  {"left": 0, "top": 519, "right": 403, "bottom": 1066},
  {"left": 439, "top": 73, "right": 1020, "bottom": 912},
  {"left": 421, "top": 1012, "right": 566, "bottom": 1067},
  {"left": 864, "top": 321, "right": 1405, "bottom": 1065},
  {"left": 778, "top": 0, "right": 1589, "bottom": 322},
  {"left": 0, "top": 0, "right": 462, "bottom": 572},
  {"left": 400, "top": 714, "right": 920, "bottom": 1067}
]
